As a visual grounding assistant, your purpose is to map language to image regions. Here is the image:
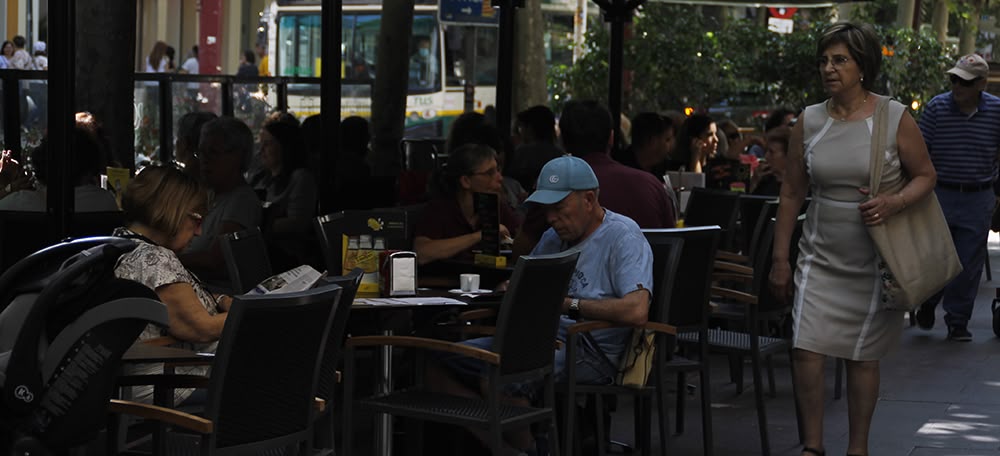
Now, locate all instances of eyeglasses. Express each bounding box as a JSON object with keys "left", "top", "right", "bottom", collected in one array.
[
  {"left": 817, "top": 55, "right": 852, "bottom": 68},
  {"left": 187, "top": 212, "right": 204, "bottom": 228},
  {"left": 468, "top": 166, "right": 500, "bottom": 178},
  {"left": 950, "top": 74, "right": 982, "bottom": 87}
]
